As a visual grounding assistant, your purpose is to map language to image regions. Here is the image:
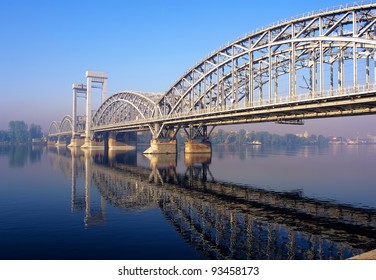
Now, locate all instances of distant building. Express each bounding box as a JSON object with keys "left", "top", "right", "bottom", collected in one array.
[
  {"left": 329, "top": 136, "right": 345, "bottom": 144},
  {"left": 366, "top": 134, "right": 376, "bottom": 143},
  {"left": 296, "top": 131, "right": 309, "bottom": 138}
]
